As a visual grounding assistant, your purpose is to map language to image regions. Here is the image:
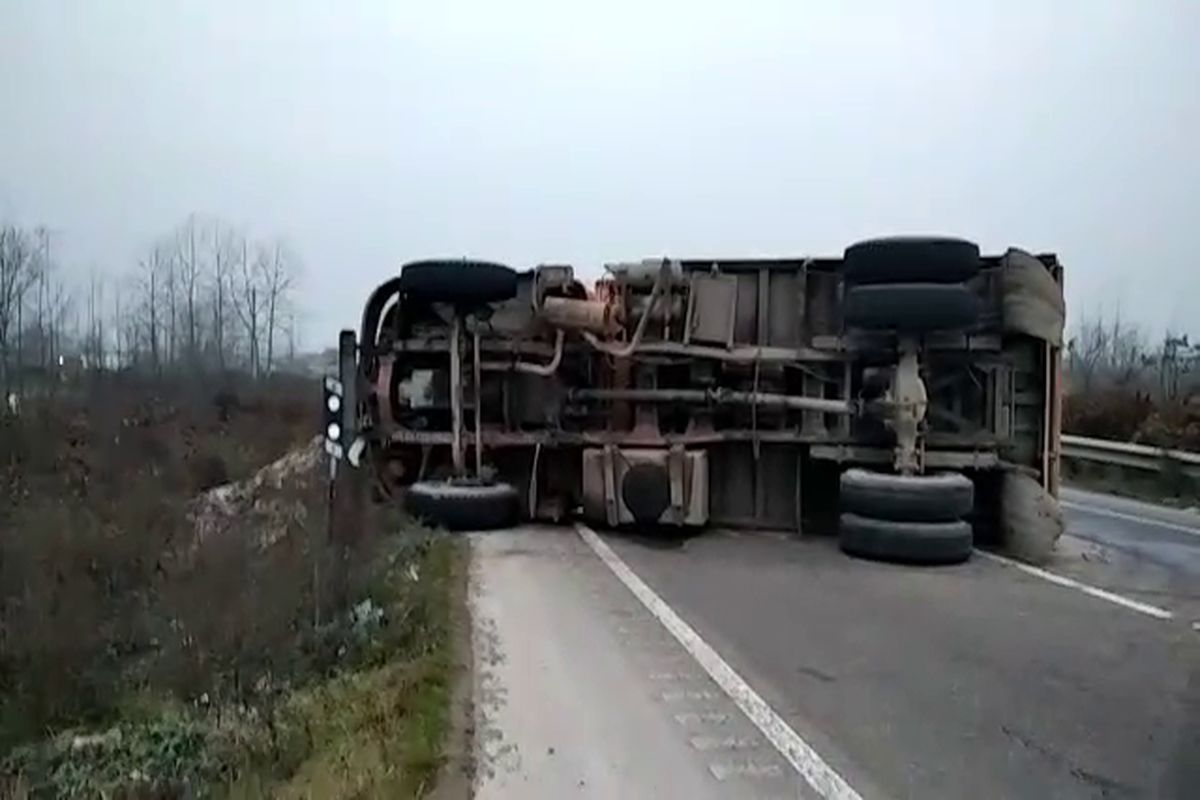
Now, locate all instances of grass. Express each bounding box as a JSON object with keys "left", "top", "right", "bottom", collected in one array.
[
  {"left": 1, "top": 533, "right": 465, "bottom": 799},
  {"left": 251, "top": 658, "right": 450, "bottom": 798},
  {"left": 227, "top": 534, "right": 463, "bottom": 799}
]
